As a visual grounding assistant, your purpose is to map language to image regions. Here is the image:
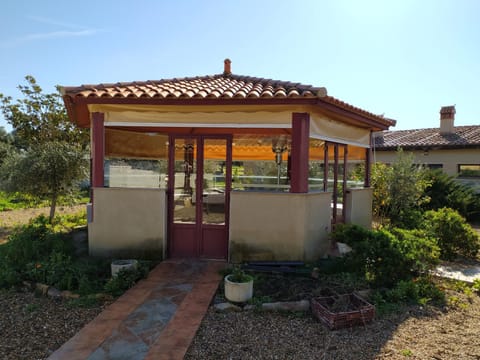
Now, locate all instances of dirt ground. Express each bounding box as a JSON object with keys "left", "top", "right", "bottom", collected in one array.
[
  {"left": 1, "top": 207, "right": 479, "bottom": 359},
  {"left": 187, "top": 274, "right": 480, "bottom": 360},
  {"left": 0, "top": 205, "right": 85, "bottom": 244}
]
